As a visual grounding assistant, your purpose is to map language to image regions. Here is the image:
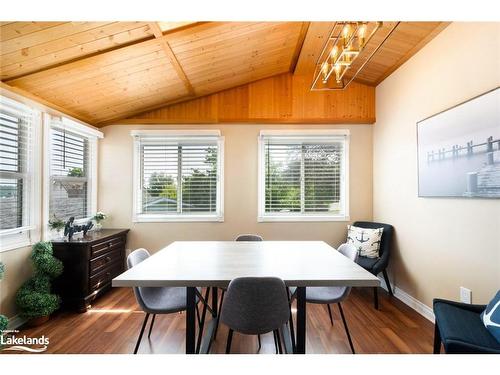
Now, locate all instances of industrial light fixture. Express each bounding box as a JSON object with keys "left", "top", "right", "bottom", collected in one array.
[{"left": 311, "top": 21, "right": 400, "bottom": 90}]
